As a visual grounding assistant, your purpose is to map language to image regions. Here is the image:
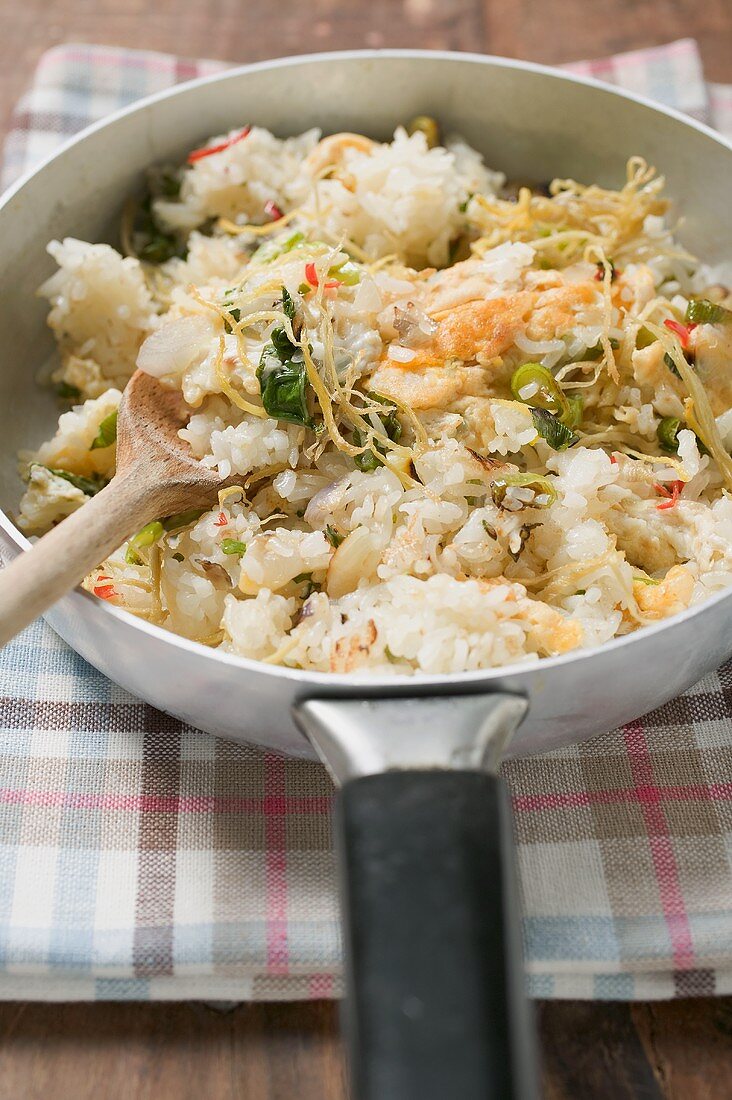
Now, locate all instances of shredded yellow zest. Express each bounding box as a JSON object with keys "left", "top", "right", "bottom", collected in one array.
[
  {"left": 218, "top": 209, "right": 301, "bottom": 236},
  {"left": 89, "top": 147, "right": 732, "bottom": 664},
  {"left": 644, "top": 319, "right": 732, "bottom": 491},
  {"left": 213, "top": 335, "right": 268, "bottom": 418}
]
